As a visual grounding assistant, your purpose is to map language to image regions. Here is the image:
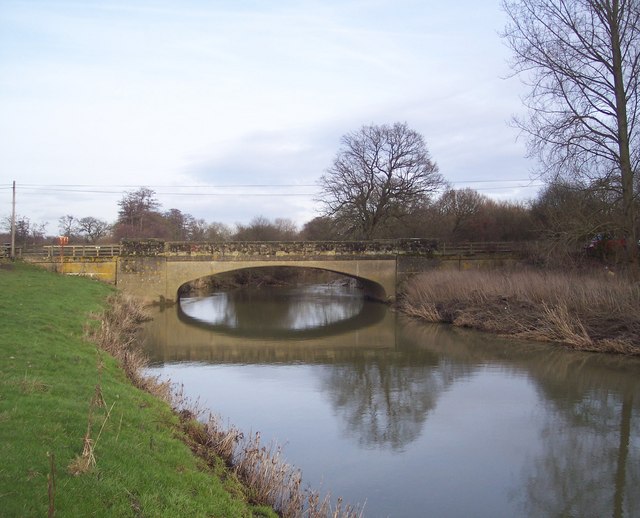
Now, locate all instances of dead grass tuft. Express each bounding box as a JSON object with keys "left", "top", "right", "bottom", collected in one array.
[
  {"left": 68, "top": 420, "right": 96, "bottom": 476},
  {"left": 18, "top": 373, "right": 50, "bottom": 394},
  {"left": 181, "top": 412, "right": 364, "bottom": 518}
]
